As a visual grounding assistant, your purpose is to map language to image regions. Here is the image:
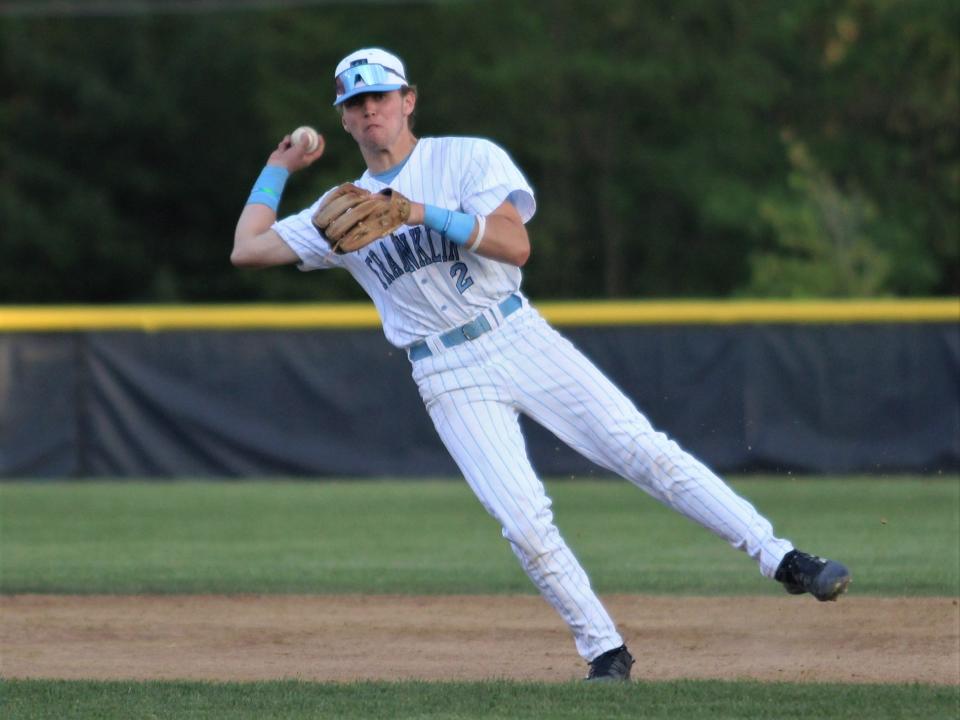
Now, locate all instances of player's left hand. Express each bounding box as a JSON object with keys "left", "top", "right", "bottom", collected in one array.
[{"left": 311, "top": 183, "right": 411, "bottom": 254}]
